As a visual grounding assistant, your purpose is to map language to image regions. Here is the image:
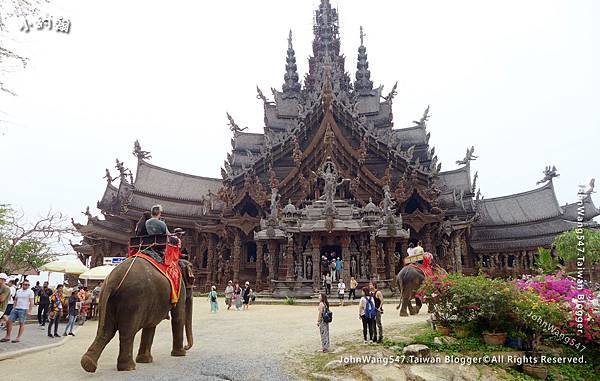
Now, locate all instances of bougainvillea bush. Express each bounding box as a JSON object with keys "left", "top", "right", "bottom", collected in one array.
[{"left": 515, "top": 273, "right": 600, "bottom": 344}]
